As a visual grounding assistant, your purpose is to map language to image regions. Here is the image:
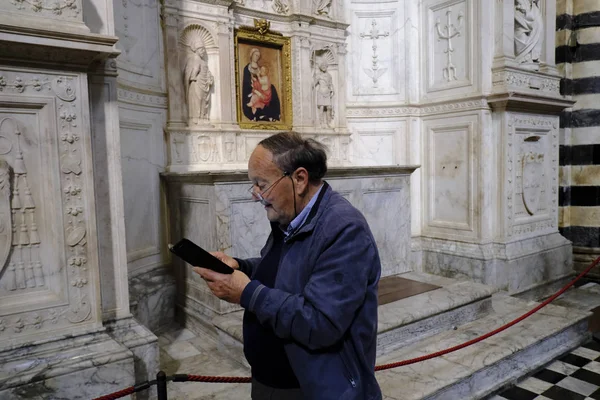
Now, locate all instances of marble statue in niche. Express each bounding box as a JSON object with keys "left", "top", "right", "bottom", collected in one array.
[
  {"left": 182, "top": 37, "right": 214, "bottom": 125},
  {"left": 314, "top": 60, "right": 334, "bottom": 128},
  {"left": 514, "top": 0, "right": 543, "bottom": 69},
  {"left": 313, "top": 0, "right": 332, "bottom": 17}
]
